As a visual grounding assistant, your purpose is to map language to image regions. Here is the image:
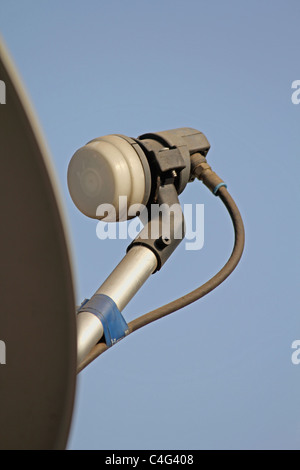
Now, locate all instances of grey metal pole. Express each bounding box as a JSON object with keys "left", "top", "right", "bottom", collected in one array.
[{"left": 76, "top": 245, "right": 157, "bottom": 365}]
